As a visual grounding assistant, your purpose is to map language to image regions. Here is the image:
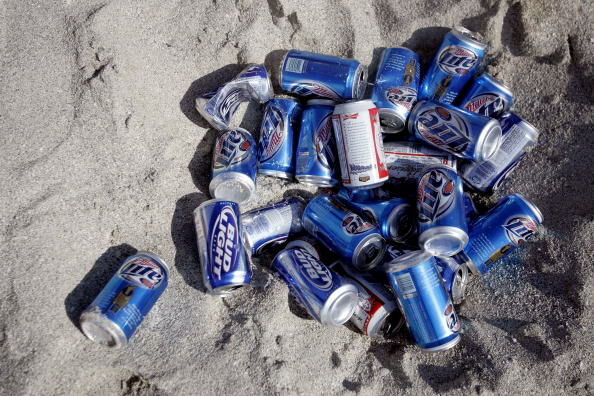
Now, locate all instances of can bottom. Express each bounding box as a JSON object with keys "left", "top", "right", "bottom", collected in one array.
[
  {"left": 320, "top": 284, "right": 359, "bottom": 327},
  {"left": 352, "top": 233, "right": 387, "bottom": 271},
  {"left": 419, "top": 334, "right": 461, "bottom": 353},
  {"left": 296, "top": 174, "right": 338, "bottom": 188},
  {"left": 210, "top": 172, "right": 256, "bottom": 205},
  {"left": 258, "top": 168, "right": 294, "bottom": 180},
  {"left": 80, "top": 311, "right": 127, "bottom": 348},
  {"left": 419, "top": 226, "right": 469, "bottom": 256},
  {"left": 378, "top": 108, "right": 407, "bottom": 134}
]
